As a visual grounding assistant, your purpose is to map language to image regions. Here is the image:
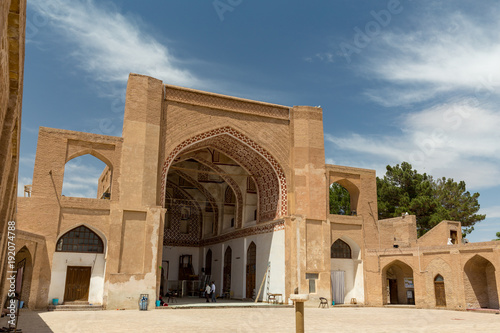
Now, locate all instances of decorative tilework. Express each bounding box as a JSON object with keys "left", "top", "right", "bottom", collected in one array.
[
  {"left": 164, "top": 181, "right": 202, "bottom": 246},
  {"left": 161, "top": 127, "right": 288, "bottom": 222}
]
